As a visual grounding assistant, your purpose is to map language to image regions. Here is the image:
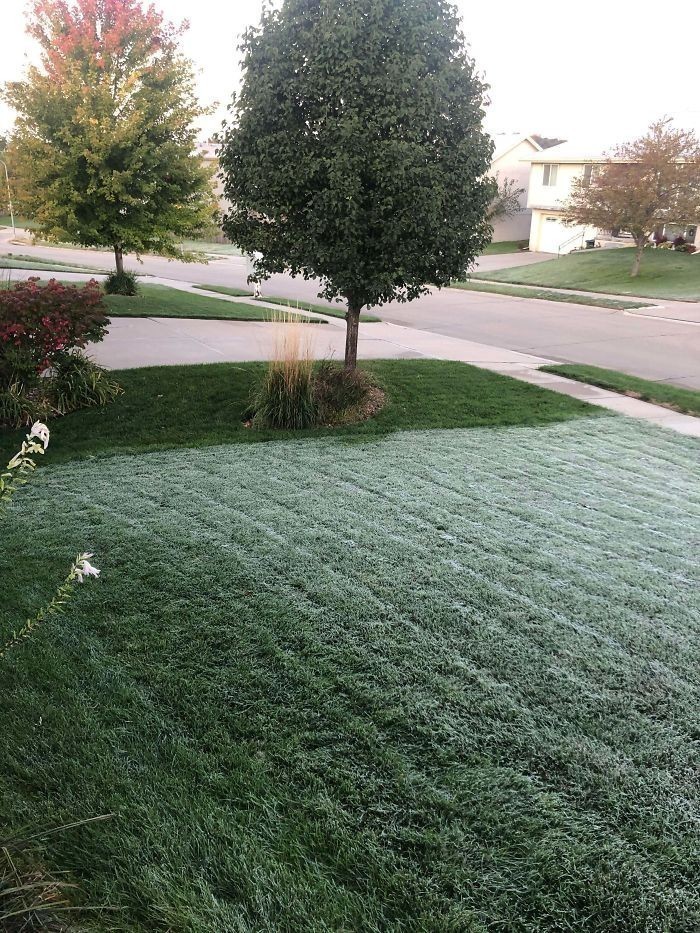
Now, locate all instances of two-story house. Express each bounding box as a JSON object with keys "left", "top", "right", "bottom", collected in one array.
[
  {"left": 489, "top": 134, "right": 543, "bottom": 242},
  {"left": 526, "top": 142, "right": 700, "bottom": 254}
]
